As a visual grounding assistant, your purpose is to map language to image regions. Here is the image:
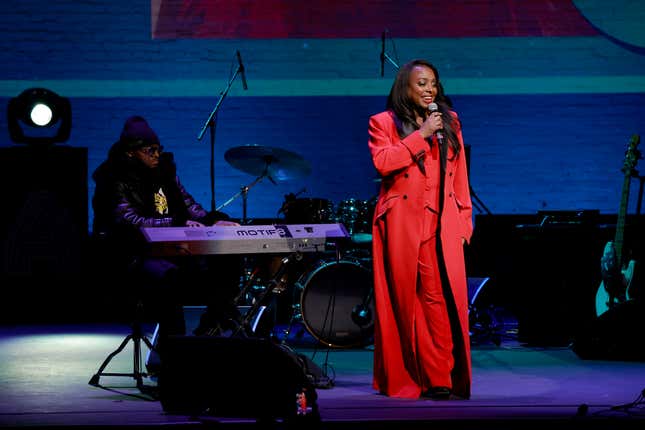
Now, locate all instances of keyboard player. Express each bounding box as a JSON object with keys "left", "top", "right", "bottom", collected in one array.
[{"left": 91, "top": 116, "right": 243, "bottom": 360}]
